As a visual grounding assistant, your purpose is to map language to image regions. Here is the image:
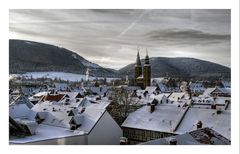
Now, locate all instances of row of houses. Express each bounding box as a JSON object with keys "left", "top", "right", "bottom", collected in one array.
[
  {"left": 9, "top": 81, "right": 231, "bottom": 145},
  {"left": 9, "top": 91, "right": 122, "bottom": 145},
  {"left": 121, "top": 86, "right": 231, "bottom": 144}
]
